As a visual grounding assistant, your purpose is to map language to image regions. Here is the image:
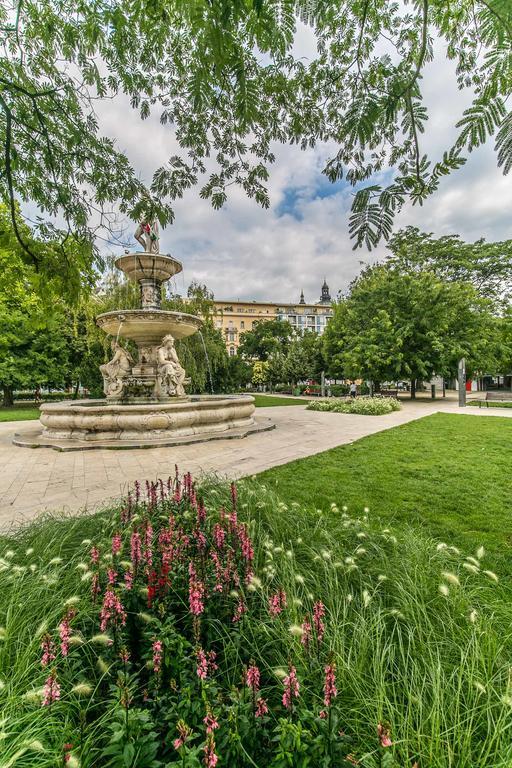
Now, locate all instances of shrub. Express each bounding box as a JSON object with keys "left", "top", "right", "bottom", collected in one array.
[
  {"left": 0, "top": 473, "right": 510, "bottom": 767},
  {"left": 307, "top": 395, "right": 401, "bottom": 415}
]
